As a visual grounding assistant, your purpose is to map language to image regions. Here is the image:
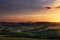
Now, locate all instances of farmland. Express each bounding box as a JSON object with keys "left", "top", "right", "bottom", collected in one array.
[{"left": 0, "top": 22, "right": 60, "bottom": 40}]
